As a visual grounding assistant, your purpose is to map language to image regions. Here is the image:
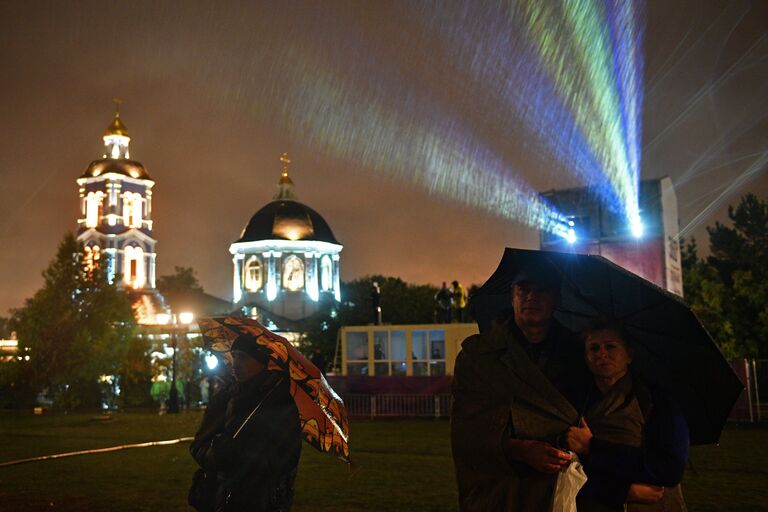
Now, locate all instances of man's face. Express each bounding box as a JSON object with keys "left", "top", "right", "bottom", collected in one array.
[
  {"left": 512, "top": 281, "right": 558, "bottom": 328},
  {"left": 231, "top": 350, "right": 266, "bottom": 383}
]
